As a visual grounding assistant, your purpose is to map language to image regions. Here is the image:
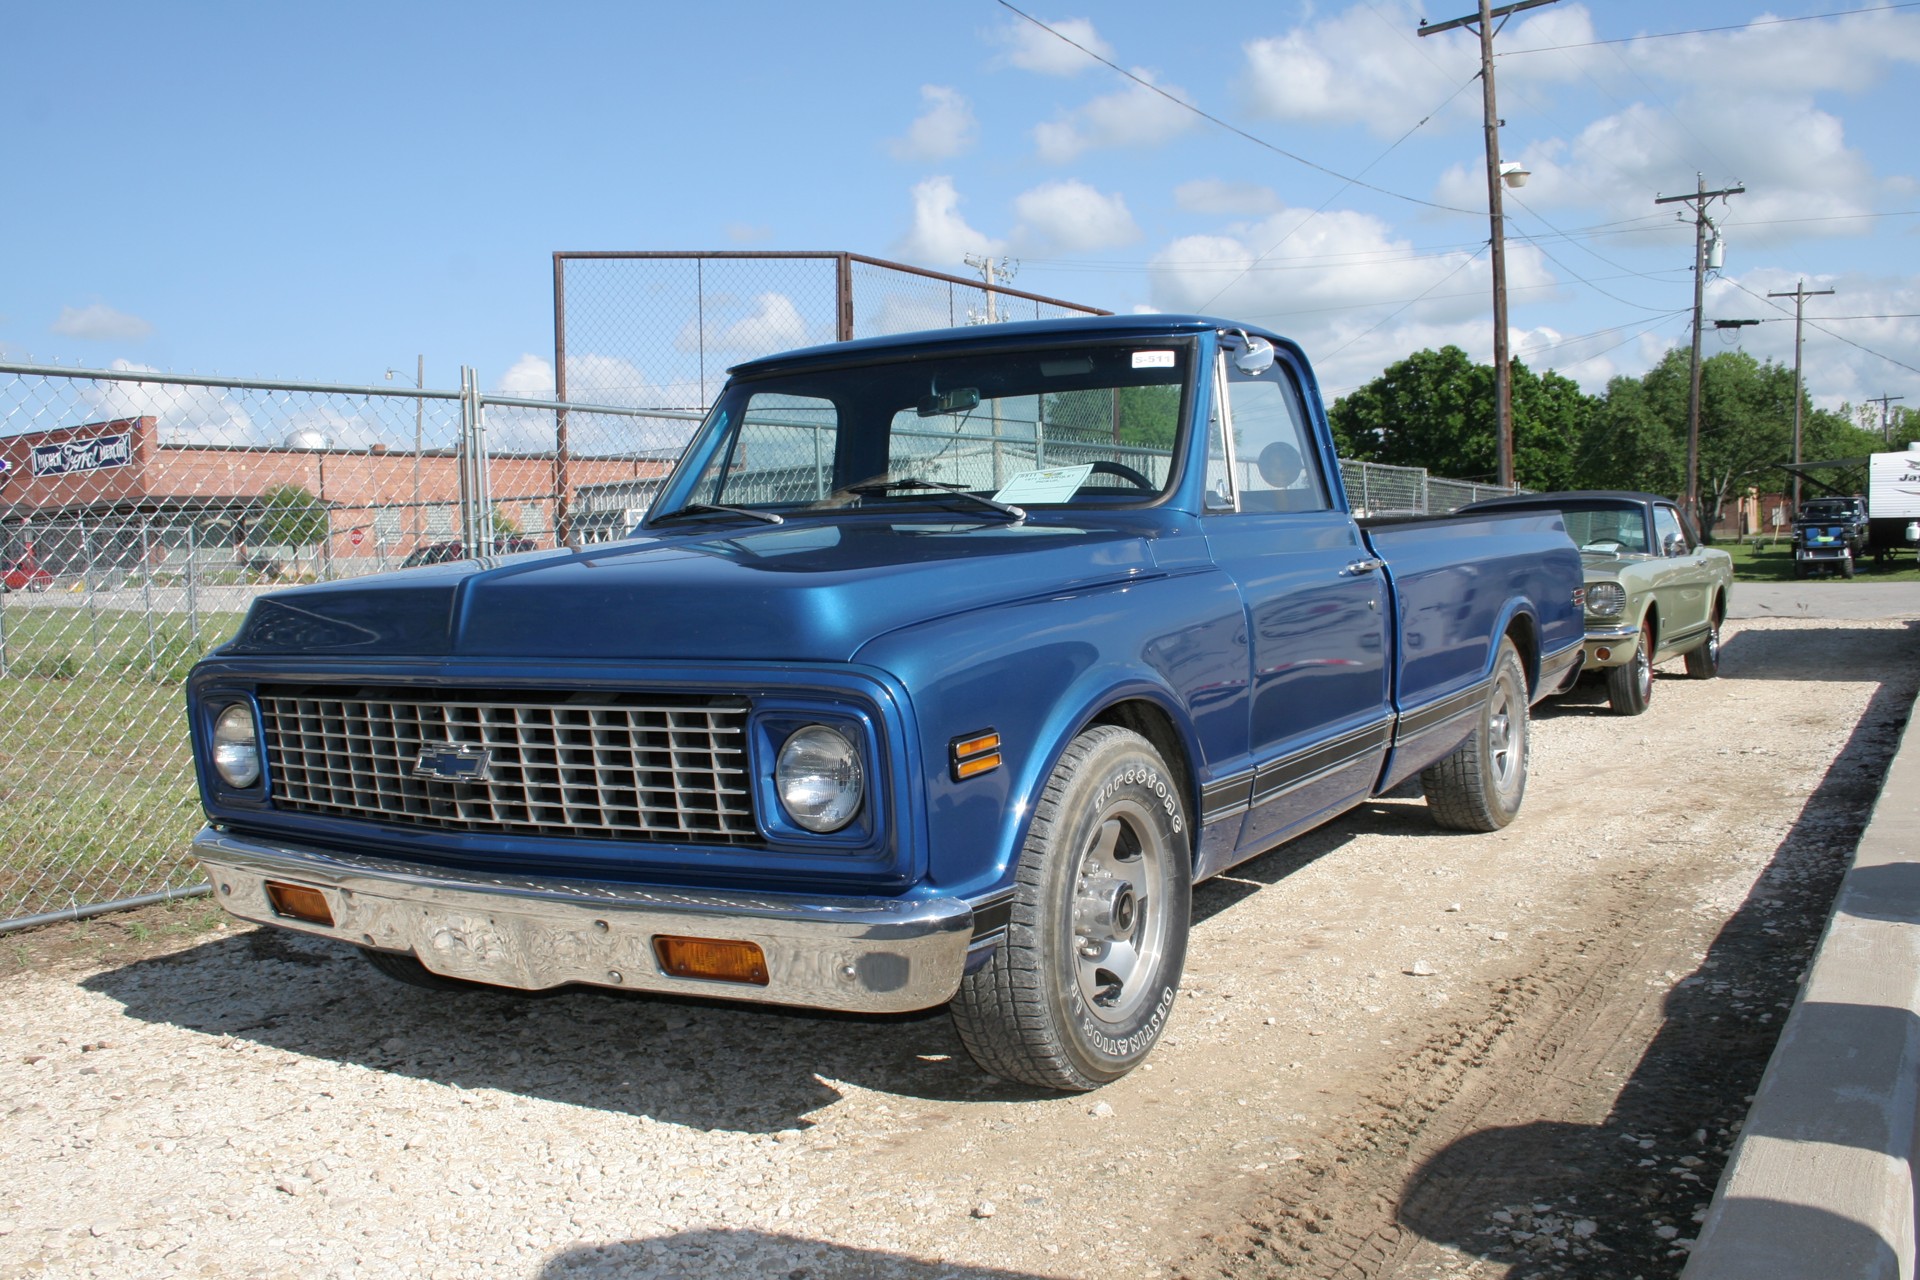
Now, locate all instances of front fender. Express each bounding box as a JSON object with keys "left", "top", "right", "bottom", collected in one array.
[{"left": 852, "top": 570, "right": 1243, "bottom": 903}]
